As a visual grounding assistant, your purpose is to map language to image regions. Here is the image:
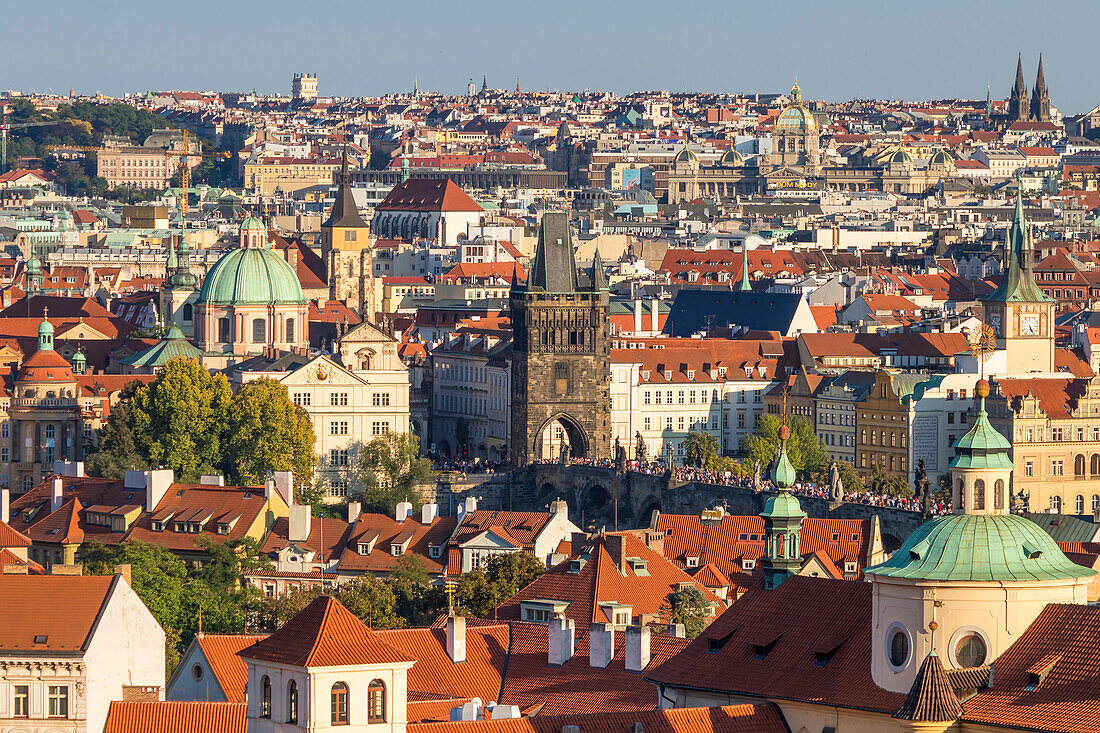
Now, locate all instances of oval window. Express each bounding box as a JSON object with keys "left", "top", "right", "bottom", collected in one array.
[
  {"left": 192, "top": 664, "right": 204, "bottom": 681},
  {"left": 889, "top": 629, "right": 909, "bottom": 668},
  {"left": 954, "top": 633, "right": 987, "bottom": 668}
]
